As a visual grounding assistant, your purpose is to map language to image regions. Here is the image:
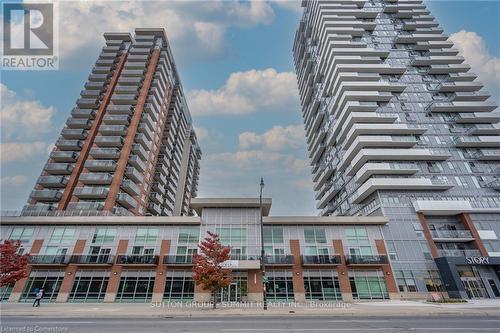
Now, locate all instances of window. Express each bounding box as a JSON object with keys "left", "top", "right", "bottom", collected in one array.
[
  {"left": 216, "top": 228, "right": 247, "bottom": 245},
  {"left": 68, "top": 273, "right": 109, "bottom": 303},
  {"left": 116, "top": 270, "right": 155, "bottom": 303},
  {"left": 178, "top": 227, "right": 199, "bottom": 244},
  {"left": 266, "top": 271, "right": 294, "bottom": 301},
  {"left": 386, "top": 241, "right": 398, "bottom": 260},
  {"left": 304, "top": 227, "right": 326, "bottom": 244},
  {"left": 9, "top": 227, "right": 34, "bottom": 243},
  {"left": 349, "top": 270, "right": 388, "bottom": 300},
  {"left": 92, "top": 228, "right": 116, "bottom": 244},
  {"left": 135, "top": 228, "right": 159, "bottom": 243},
  {"left": 164, "top": 271, "right": 194, "bottom": 301},
  {"left": 49, "top": 227, "right": 75, "bottom": 243},
  {"left": 304, "top": 270, "right": 341, "bottom": 301},
  {"left": 423, "top": 270, "right": 444, "bottom": 292},
  {"left": 395, "top": 271, "right": 417, "bottom": 292},
  {"left": 263, "top": 227, "right": 284, "bottom": 244},
  {"left": 346, "top": 227, "right": 368, "bottom": 242},
  {"left": 20, "top": 271, "right": 64, "bottom": 302}
]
